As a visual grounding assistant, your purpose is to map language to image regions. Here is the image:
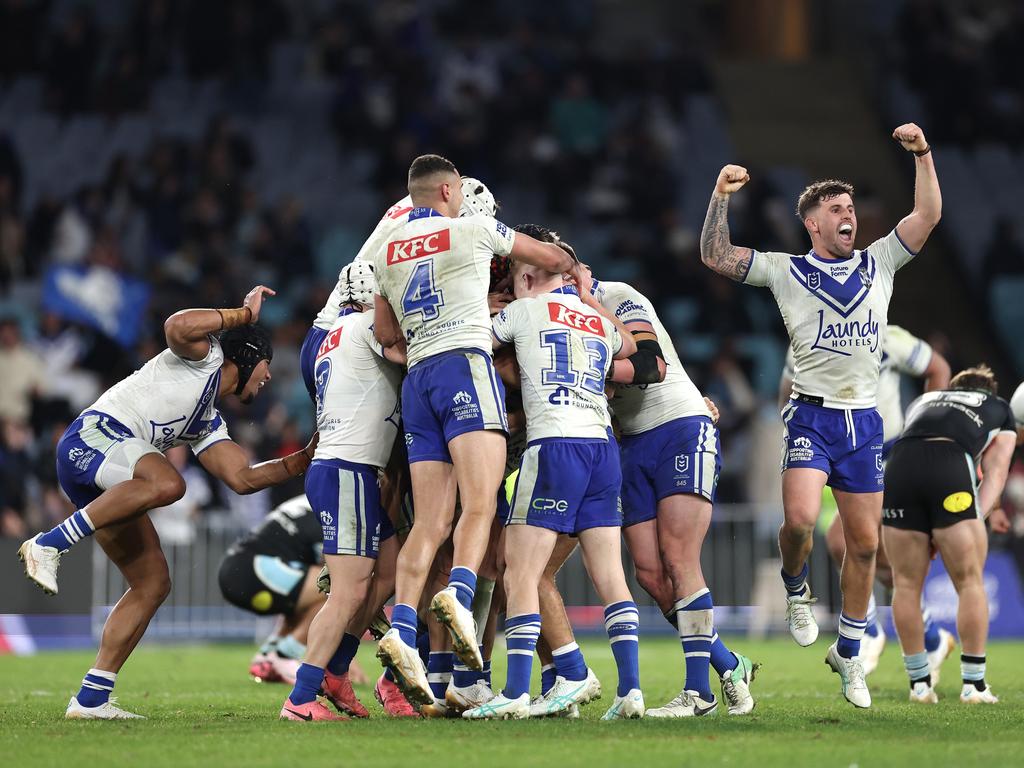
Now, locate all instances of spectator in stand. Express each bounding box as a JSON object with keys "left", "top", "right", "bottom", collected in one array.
[{"left": 0, "top": 317, "right": 45, "bottom": 425}]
